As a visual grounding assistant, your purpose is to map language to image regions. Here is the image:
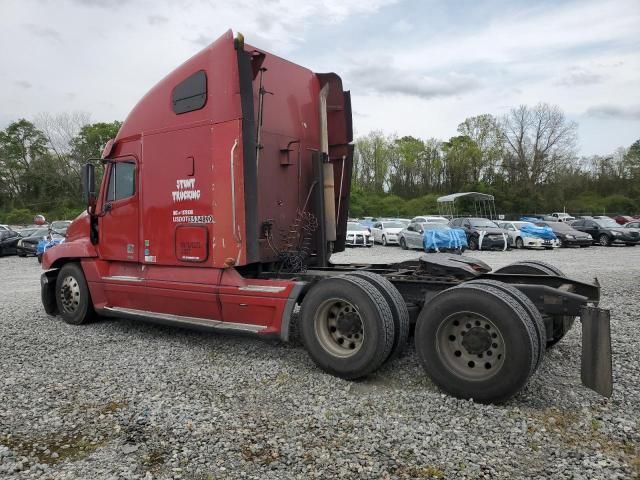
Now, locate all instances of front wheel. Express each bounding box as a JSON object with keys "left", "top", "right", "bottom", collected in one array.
[
  {"left": 55, "top": 263, "right": 96, "bottom": 325},
  {"left": 468, "top": 237, "right": 479, "bottom": 251},
  {"left": 382, "top": 235, "right": 388, "bottom": 246},
  {"left": 399, "top": 237, "right": 408, "bottom": 250},
  {"left": 515, "top": 237, "right": 524, "bottom": 249},
  {"left": 599, "top": 234, "right": 611, "bottom": 247}
]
